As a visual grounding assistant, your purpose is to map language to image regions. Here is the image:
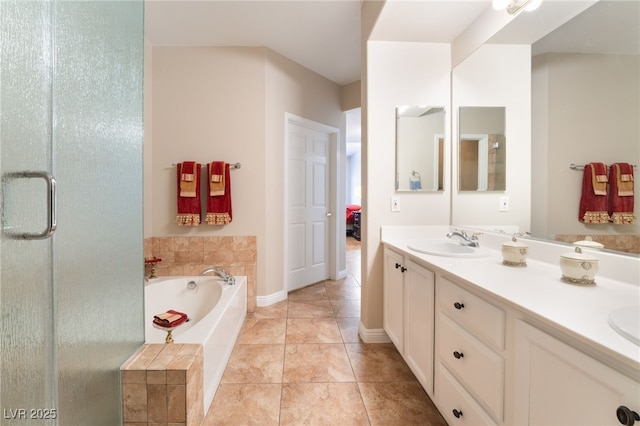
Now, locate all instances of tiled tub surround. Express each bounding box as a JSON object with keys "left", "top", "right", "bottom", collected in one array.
[
  {"left": 121, "top": 344, "right": 204, "bottom": 425},
  {"left": 555, "top": 234, "right": 640, "bottom": 254},
  {"left": 145, "top": 236, "right": 257, "bottom": 312}
]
